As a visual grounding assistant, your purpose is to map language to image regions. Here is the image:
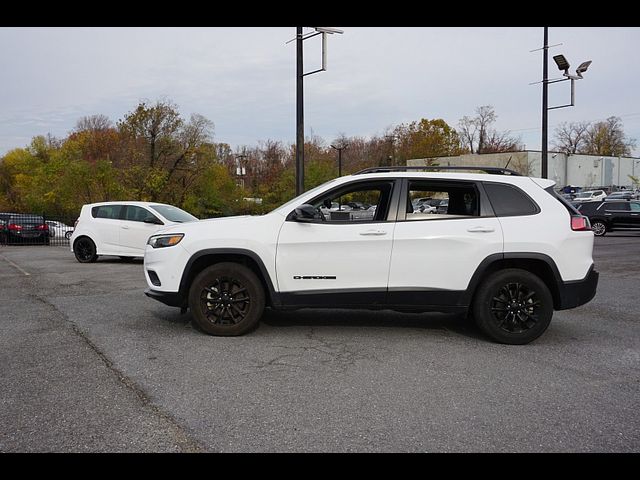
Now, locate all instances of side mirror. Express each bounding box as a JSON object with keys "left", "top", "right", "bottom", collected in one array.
[{"left": 289, "top": 204, "right": 319, "bottom": 222}]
